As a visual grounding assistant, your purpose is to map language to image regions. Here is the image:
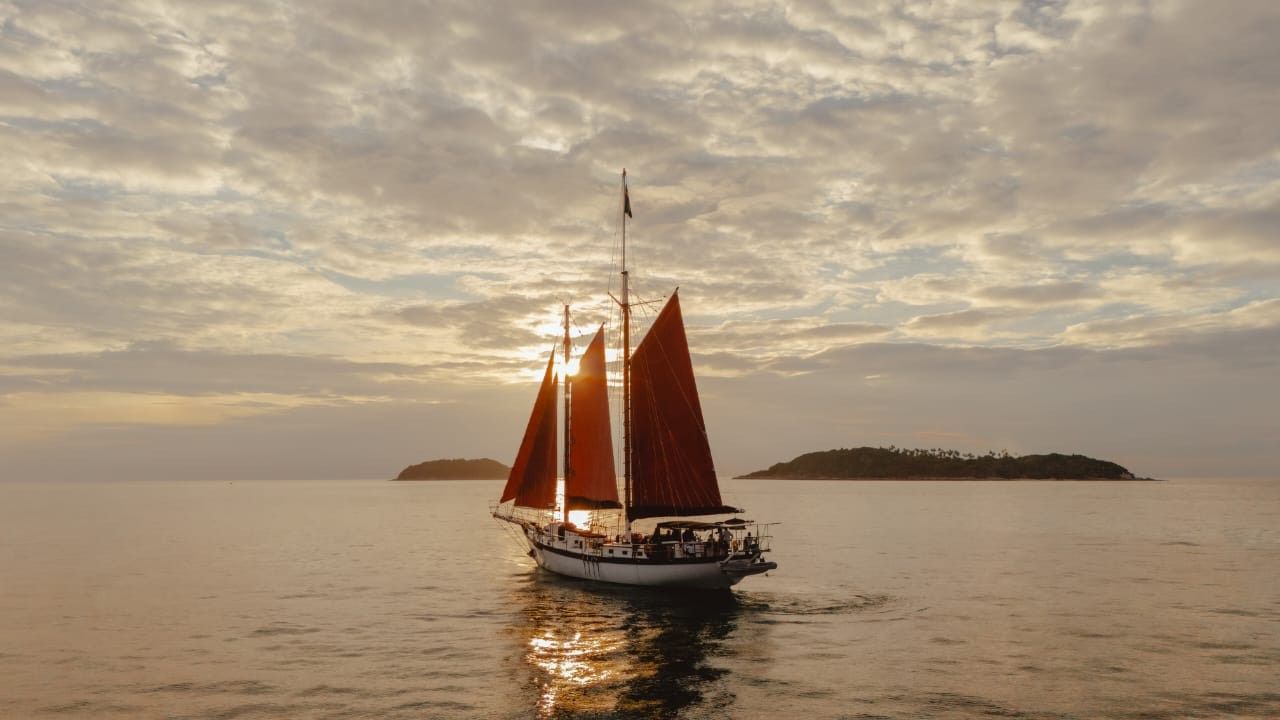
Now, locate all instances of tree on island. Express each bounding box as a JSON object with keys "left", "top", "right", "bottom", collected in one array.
[
  {"left": 737, "top": 447, "right": 1141, "bottom": 480},
  {"left": 394, "top": 458, "right": 510, "bottom": 480}
]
